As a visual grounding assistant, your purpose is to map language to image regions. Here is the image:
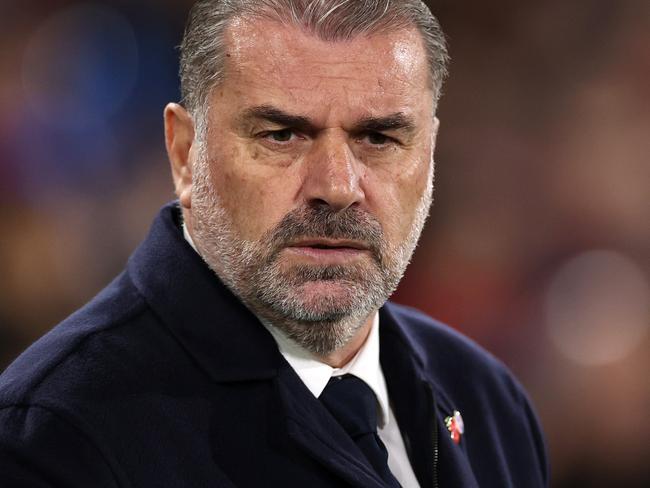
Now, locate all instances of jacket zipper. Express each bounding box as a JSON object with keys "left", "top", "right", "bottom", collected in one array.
[{"left": 427, "top": 382, "right": 439, "bottom": 488}]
